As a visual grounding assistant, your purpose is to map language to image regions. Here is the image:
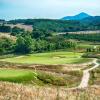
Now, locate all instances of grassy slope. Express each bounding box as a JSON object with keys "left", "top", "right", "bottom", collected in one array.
[
  {"left": 0, "top": 51, "right": 91, "bottom": 64},
  {"left": 0, "top": 68, "right": 82, "bottom": 87}
]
